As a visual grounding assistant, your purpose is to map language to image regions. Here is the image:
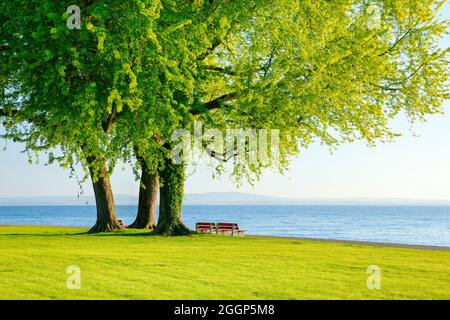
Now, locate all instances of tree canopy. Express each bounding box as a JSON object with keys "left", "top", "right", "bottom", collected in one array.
[{"left": 1, "top": 0, "right": 448, "bottom": 234}]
